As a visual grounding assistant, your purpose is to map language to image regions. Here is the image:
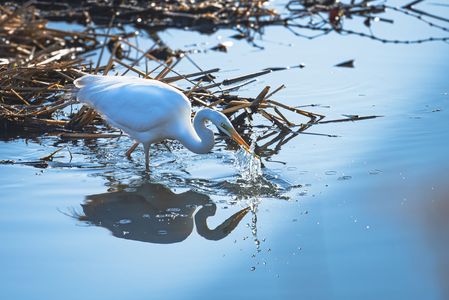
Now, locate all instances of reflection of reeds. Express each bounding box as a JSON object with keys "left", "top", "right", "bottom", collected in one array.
[
  {"left": 0, "top": 3, "right": 379, "bottom": 158},
  {"left": 11, "top": 0, "right": 278, "bottom": 35},
  {"left": 286, "top": 0, "right": 449, "bottom": 44}
]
